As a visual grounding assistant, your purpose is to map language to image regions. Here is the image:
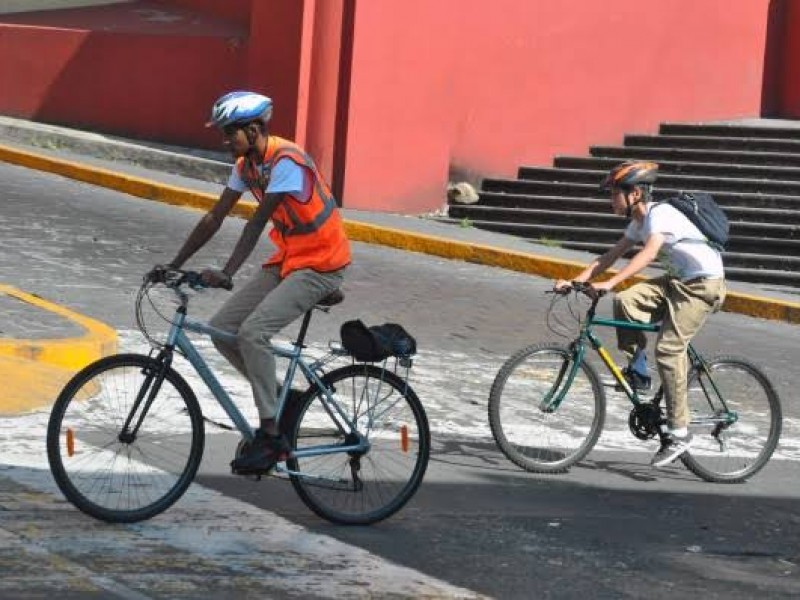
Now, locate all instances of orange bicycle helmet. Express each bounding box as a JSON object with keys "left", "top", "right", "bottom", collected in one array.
[{"left": 600, "top": 161, "right": 659, "bottom": 191}]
